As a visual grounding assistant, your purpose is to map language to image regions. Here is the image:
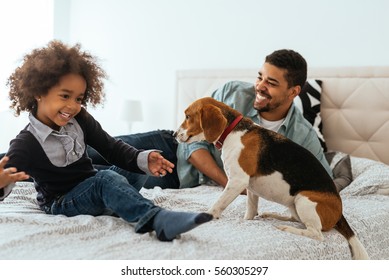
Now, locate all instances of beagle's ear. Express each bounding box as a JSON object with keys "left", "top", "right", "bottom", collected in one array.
[{"left": 200, "top": 104, "right": 227, "bottom": 143}]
